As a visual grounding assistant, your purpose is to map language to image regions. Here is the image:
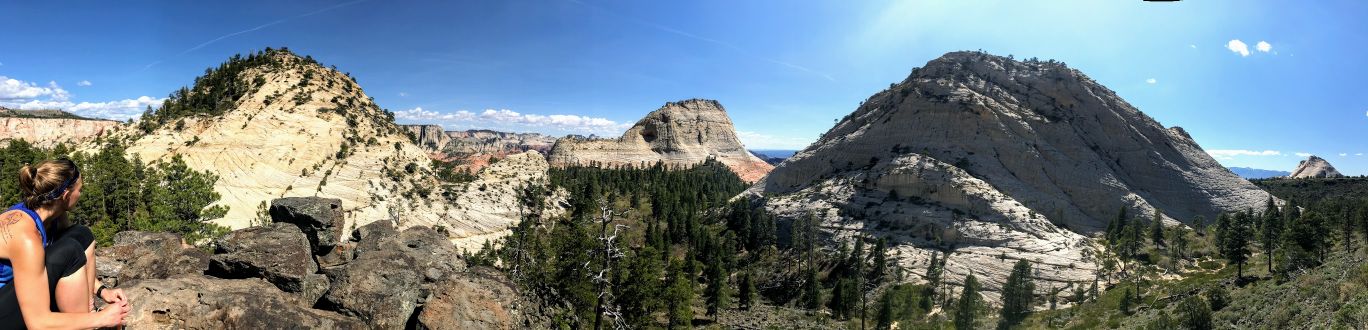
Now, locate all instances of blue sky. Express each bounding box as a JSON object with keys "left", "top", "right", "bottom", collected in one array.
[{"left": 1, "top": 1, "right": 1365, "bottom": 174}]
